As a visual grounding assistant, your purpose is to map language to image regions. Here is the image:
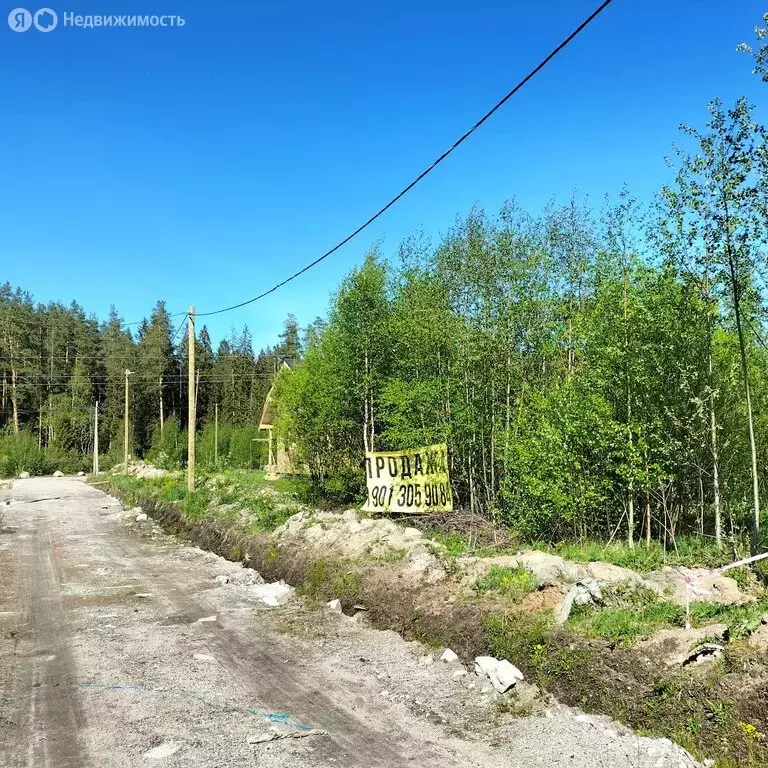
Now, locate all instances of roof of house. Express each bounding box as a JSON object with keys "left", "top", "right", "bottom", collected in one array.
[{"left": 258, "top": 358, "right": 293, "bottom": 429}]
